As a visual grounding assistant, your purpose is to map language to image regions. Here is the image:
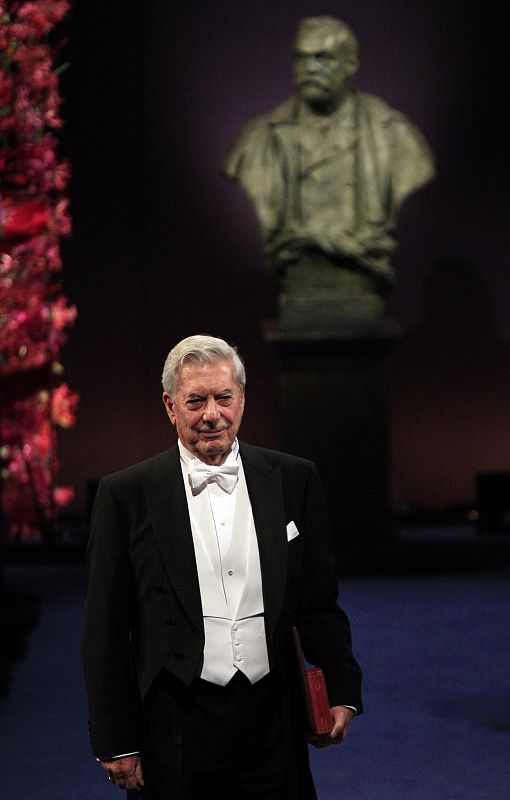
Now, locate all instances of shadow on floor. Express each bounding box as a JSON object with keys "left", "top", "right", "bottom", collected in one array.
[{"left": 0, "top": 586, "right": 39, "bottom": 702}]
